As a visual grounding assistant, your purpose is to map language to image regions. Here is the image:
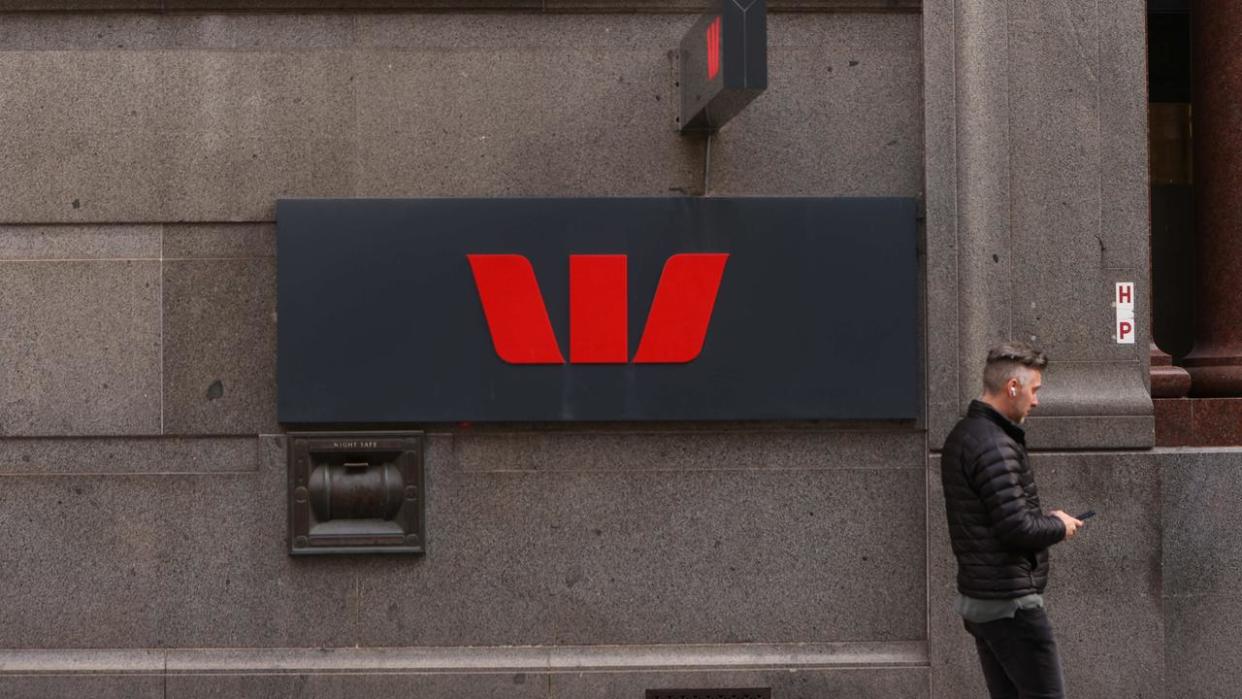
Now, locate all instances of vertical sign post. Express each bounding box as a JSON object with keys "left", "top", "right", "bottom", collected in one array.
[{"left": 1116, "top": 282, "right": 1136, "bottom": 344}]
